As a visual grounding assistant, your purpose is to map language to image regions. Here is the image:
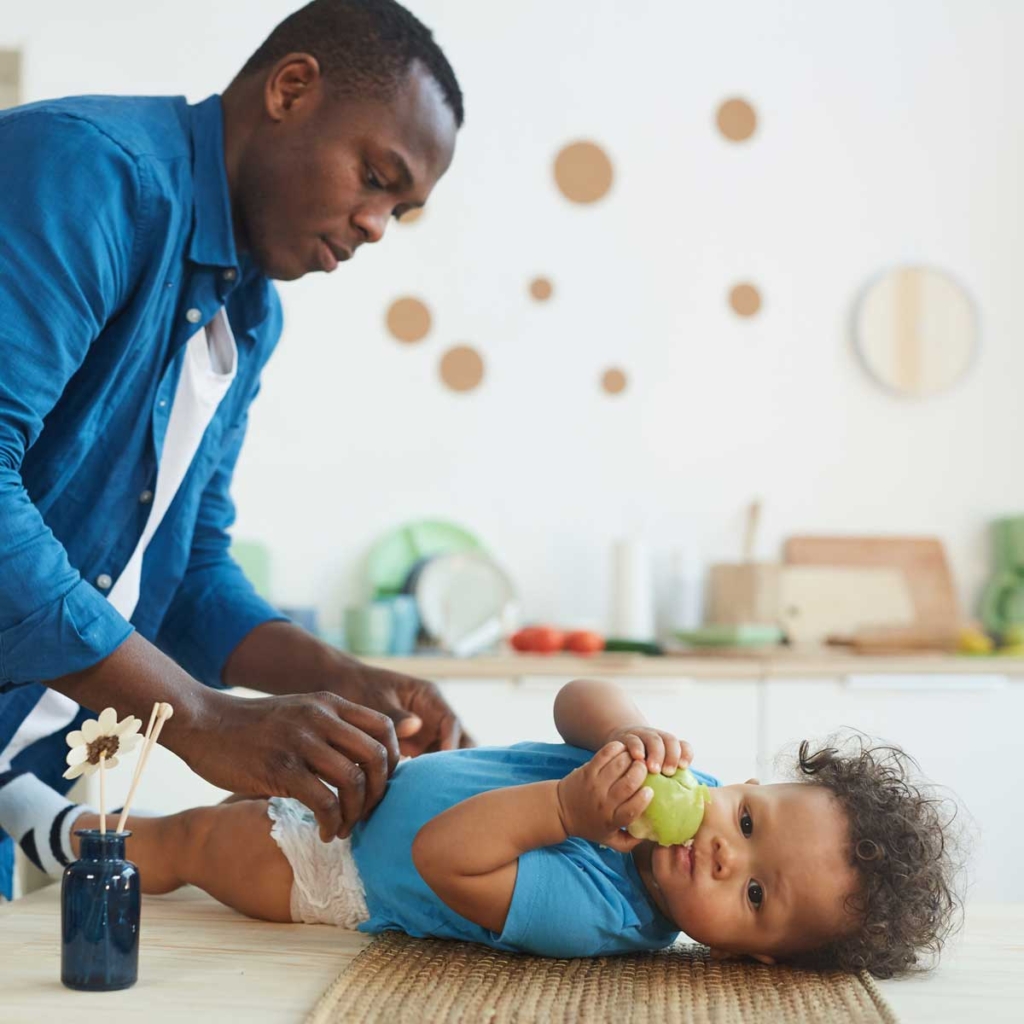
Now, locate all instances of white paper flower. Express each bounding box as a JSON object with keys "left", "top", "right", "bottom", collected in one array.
[{"left": 63, "top": 708, "right": 143, "bottom": 780}]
